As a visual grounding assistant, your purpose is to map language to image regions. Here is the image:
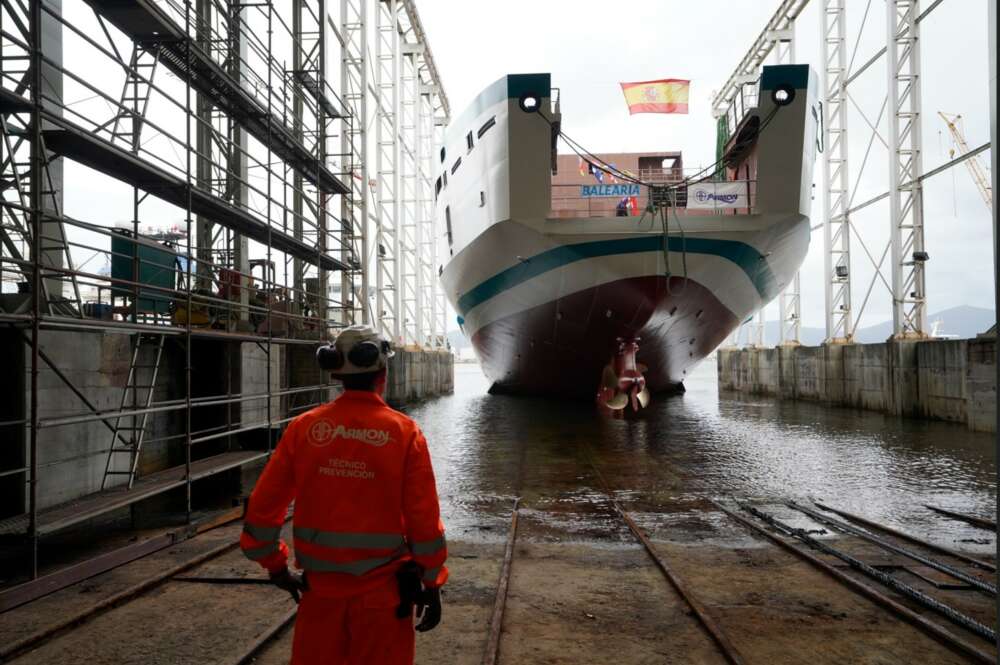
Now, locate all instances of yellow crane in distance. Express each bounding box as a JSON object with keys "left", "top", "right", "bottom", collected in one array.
[{"left": 938, "top": 111, "right": 993, "bottom": 210}]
